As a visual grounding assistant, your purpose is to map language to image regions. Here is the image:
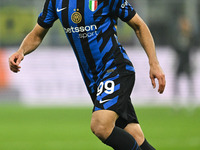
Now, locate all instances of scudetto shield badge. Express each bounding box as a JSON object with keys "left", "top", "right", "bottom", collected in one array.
[{"left": 89, "top": 0, "right": 98, "bottom": 11}]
